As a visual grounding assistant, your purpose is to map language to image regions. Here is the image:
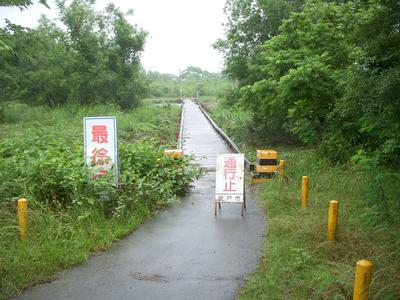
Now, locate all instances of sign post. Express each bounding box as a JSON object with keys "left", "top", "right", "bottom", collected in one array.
[
  {"left": 83, "top": 117, "right": 118, "bottom": 183},
  {"left": 215, "top": 153, "right": 246, "bottom": 216}
]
